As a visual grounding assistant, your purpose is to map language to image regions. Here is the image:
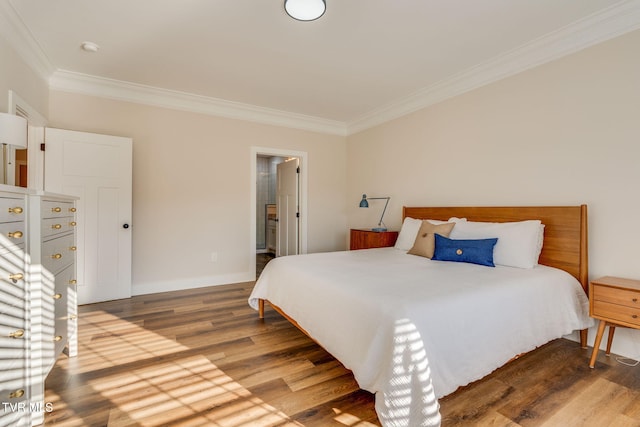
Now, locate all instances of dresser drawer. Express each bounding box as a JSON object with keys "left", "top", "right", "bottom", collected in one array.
[
  {"left": 42, "top": 217, "right": 77, "bottom": 240},
  {"left": 0, "top": 196, "right": 26, "bottom": 223},
  {"left": 592, "top": 285, "right": 640, "bottom": 309},
  {"left": 0, "top": 371, "right": 28, "bottom": 408},
  {"left": 53, "top": 325, "right": 67, "bottom": 358},
  {"left": 42, "top": 234, "right": 76, "bottom": 275},
  {"left": 55, "top": 263, "right": 75, "bottom": 293},
  {"left": 0, "top": 221, "right": 26, "bottom": 252},
  {"left": 592, "top": 299, "right": 640, "bottom": 327},
  {"left": 53, "top": 264, "right": 75, "bottom": 317},
  {"left": 41, "top": 200, "right": 75, "bottom": 219},
  {"left": 0, "top": 255, "right": 25, "bottom": 292}
]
